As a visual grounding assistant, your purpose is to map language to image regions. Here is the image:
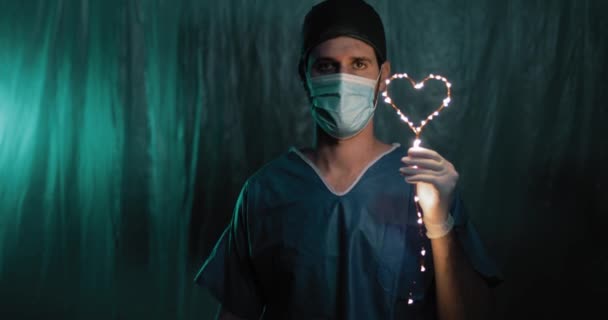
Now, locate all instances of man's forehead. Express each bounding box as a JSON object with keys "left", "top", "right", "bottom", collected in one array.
[{"left": 309, "top": 36, "right": 376, "bottom": 60}]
